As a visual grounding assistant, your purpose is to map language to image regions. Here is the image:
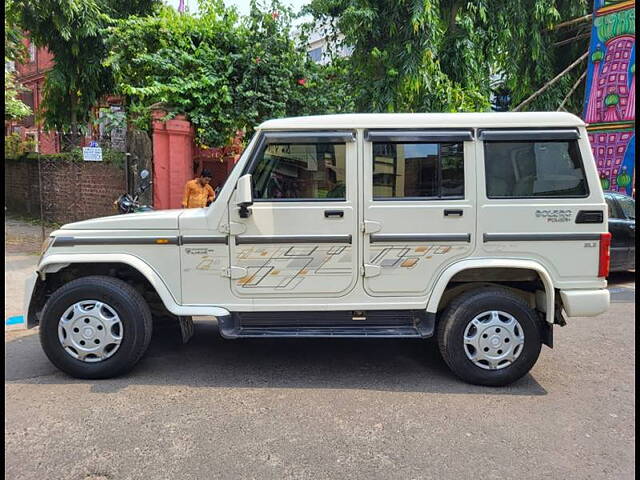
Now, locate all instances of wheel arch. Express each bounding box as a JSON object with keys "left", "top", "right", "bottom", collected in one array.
[
  {"left": 426, "top": 259, "right": 555, "bottom": 324},
  {"left": 28, "top": 253, "right": 229, "bottom": 328}
]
